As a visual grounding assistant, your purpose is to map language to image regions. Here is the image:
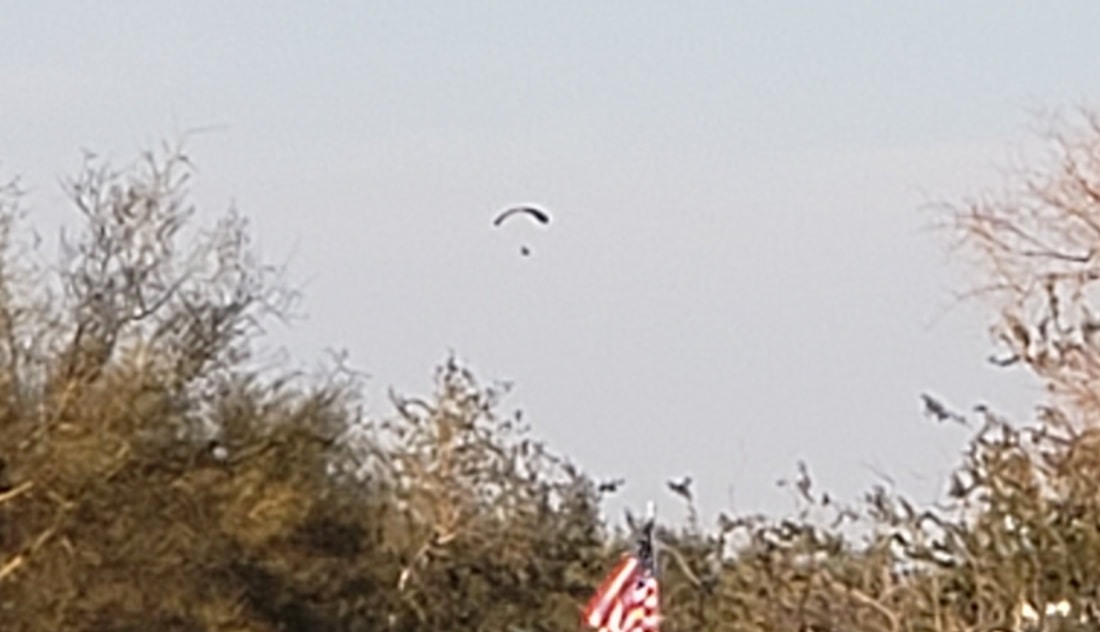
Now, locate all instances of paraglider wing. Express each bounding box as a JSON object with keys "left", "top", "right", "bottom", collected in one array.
[{"left": 492, "top": 205, "right": 551, "bottom": 227}]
